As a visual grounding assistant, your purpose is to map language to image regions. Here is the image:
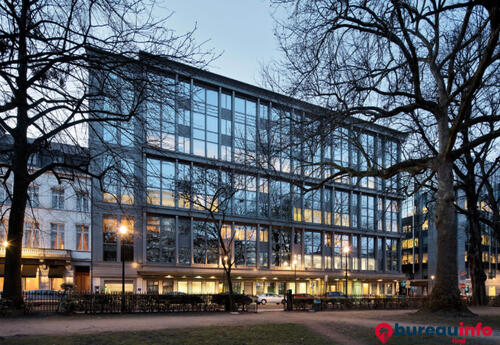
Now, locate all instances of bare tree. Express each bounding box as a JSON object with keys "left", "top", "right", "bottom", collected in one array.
[
  {"left": 265, "top": 0, "right": 500, "bottom": 313},
  {"left": 176, "top": 166, "right": 243, "bottom": 311},
  {"left": 0, "top": 0, "right": 214, "bottom": 308}
]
